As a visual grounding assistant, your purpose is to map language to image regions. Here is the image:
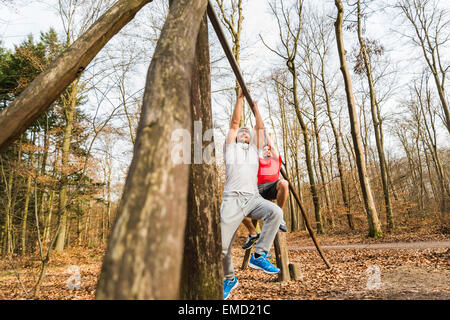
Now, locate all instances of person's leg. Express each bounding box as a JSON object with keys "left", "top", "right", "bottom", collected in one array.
[
  {"left": 242, "top": 217, "right": 257, "bottom": 235},
  {"left": 259, "top": 180, "right": 288, "bottom": 232},
  {"left": 221, "top": 196, "right": 245, "bottom": 280},
  {"left": 241, "top": 216, "right": 260, "bottom": 250},
  {"left": 246, "top": 196, "right": 283, "bottom": 256},
  {"left": 276, "top": 179, "right": 289, "bottom": 209}
]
